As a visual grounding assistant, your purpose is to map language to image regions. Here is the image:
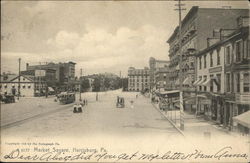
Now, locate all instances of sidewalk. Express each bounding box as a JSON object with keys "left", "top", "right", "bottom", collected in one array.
[{"left": 150, "top": 100, "right": 239, "bottom": 139}]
